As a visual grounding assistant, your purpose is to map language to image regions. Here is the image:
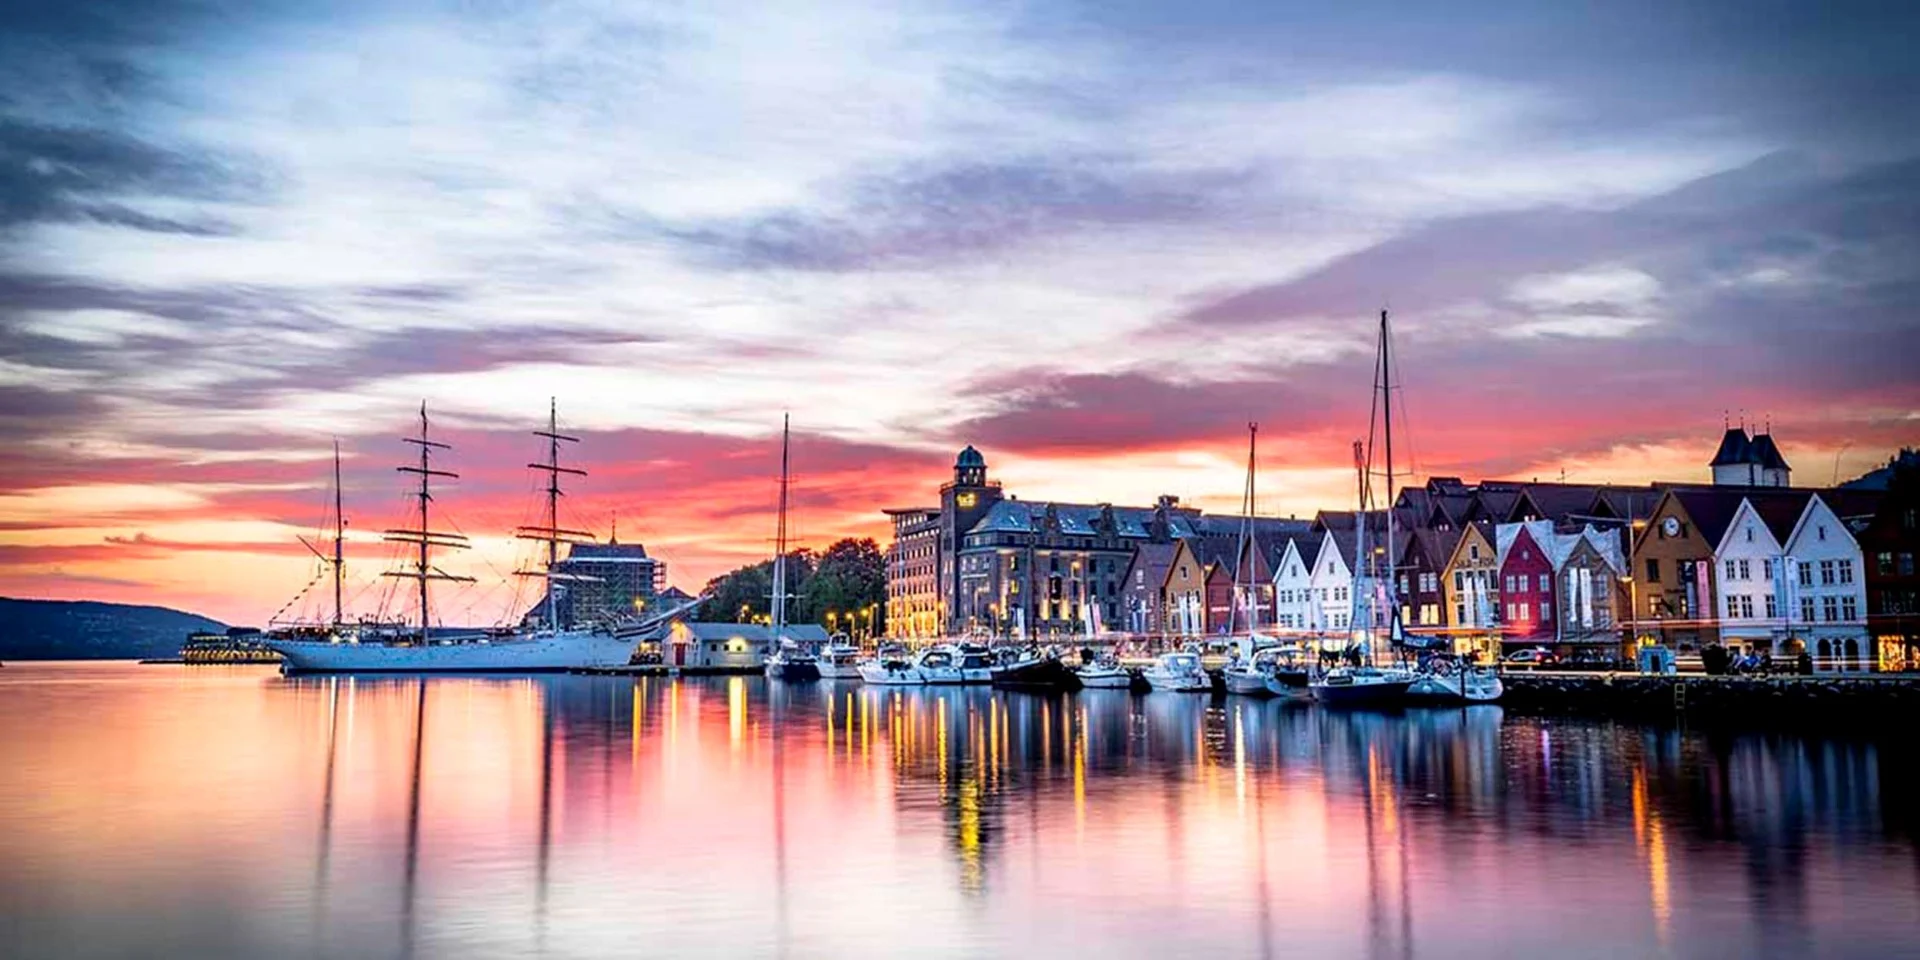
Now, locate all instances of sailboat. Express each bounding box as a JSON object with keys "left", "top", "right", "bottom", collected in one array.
[
  {"left": 266, "top": 402, "right": 682, "bottom": 673},
  {"left": 763, "top": 415, "right": 822, "bottom": 682},
  {"left": 1311, "top": 312, "right": 1415, "bottom": 706},
  {"left": 1223, "top": 423, "right": 1285, "bottom": 697}
]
